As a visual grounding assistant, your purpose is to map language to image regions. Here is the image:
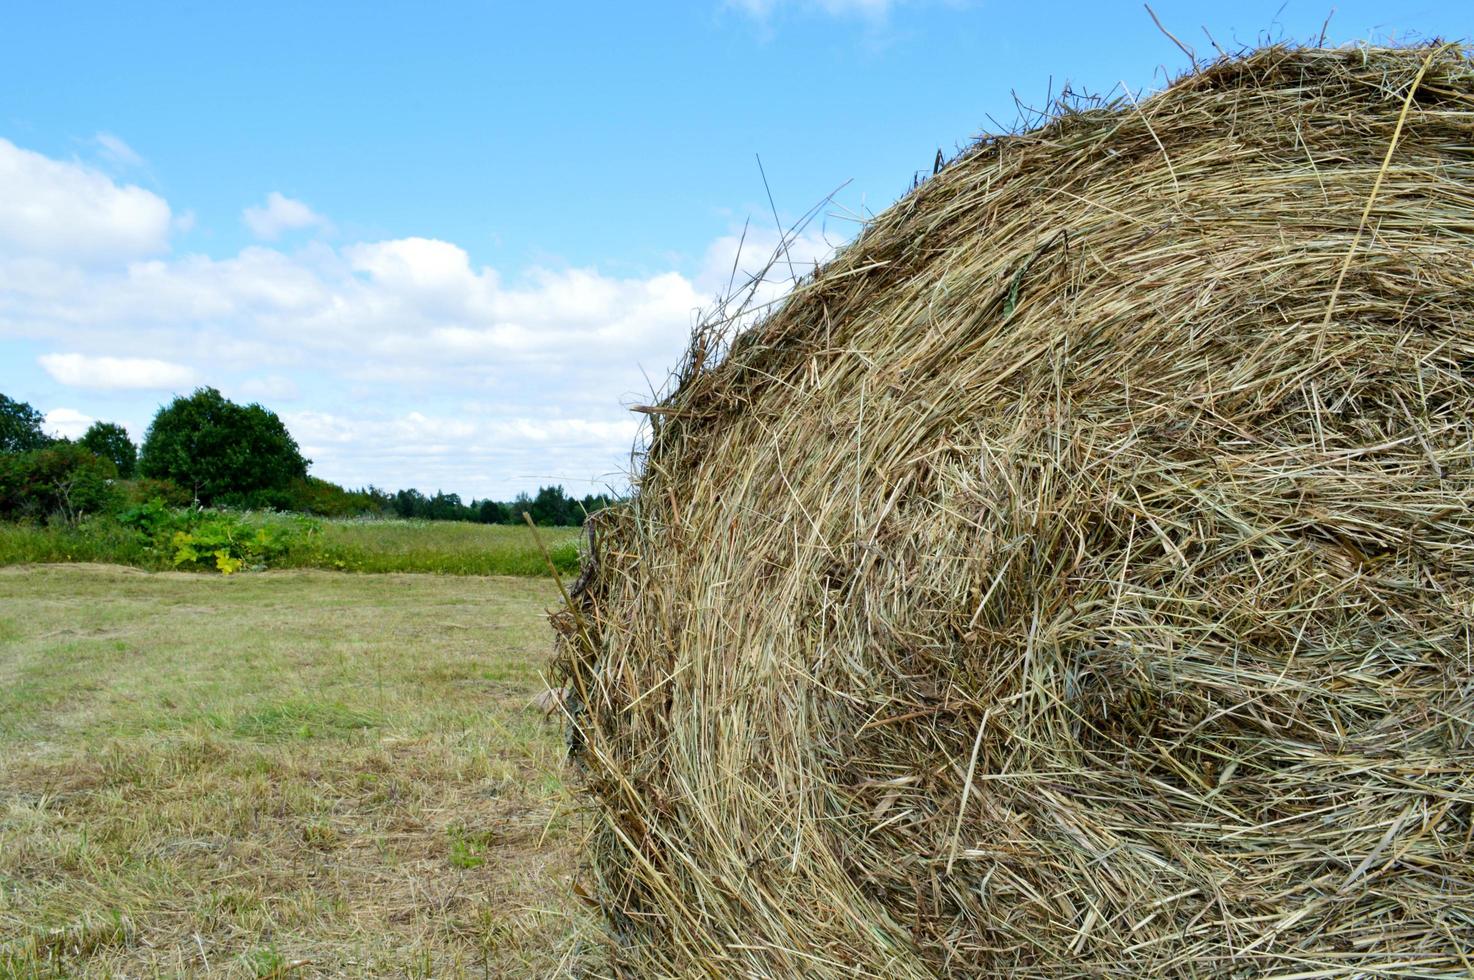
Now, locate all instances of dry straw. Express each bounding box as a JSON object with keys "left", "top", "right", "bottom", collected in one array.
[{"left": 553, "top": 44, "right": 1474, "bottom": 977}]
